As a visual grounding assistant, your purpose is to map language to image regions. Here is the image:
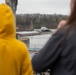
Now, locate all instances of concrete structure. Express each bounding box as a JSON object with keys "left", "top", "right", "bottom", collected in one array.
[{"left": 5, "top": 0, "right": 18, "bottom": 14}]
